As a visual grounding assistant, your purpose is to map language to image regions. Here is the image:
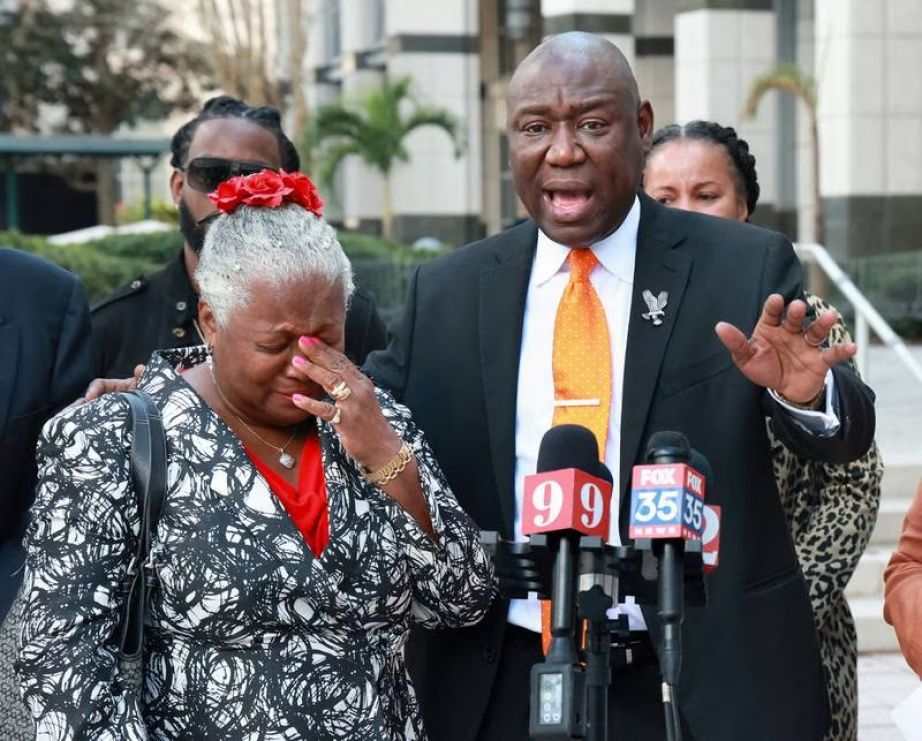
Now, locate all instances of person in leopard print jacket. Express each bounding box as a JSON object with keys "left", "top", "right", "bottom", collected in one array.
[{"left": 644, "top": 121, "right": 883, "bottom": 741}]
